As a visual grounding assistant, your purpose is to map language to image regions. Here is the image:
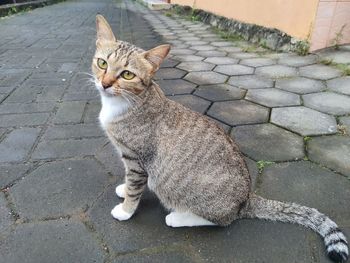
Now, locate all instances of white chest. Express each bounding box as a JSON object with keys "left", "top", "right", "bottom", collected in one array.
[{"left": 99, "top": 95, "right": 130, "bottom": 128}]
